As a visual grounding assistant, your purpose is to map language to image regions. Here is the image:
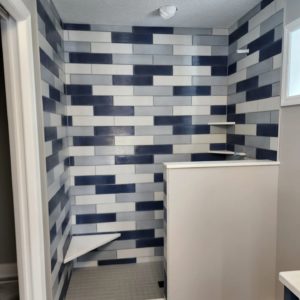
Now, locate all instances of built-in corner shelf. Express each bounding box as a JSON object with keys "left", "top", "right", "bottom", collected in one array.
[
  {"left": 208, "top": 122, "right": 236, "bottom": 126},
  {"left": 64, "top": 233, "right": 121, "bottom": 264},
  {"left": 209, "top": 150, "right": 246, "bottom": 156}
]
